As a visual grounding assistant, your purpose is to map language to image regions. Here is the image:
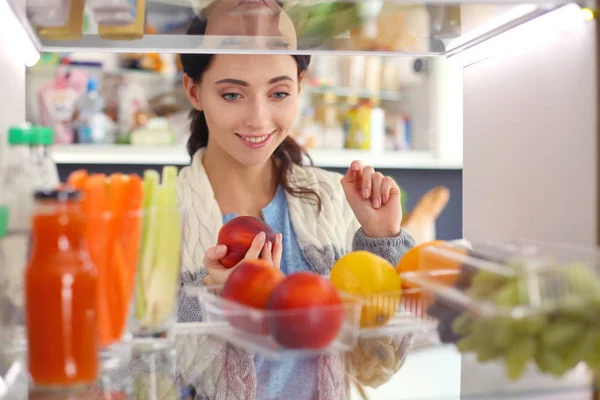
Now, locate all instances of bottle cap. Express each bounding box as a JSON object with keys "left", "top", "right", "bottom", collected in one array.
[
  {"left": 8, "top": 123, "right": 33, "bottom": 145},
  {"left": 0, "top": 206, "right": 8, "bottom": 238},
  {"left": 87, "top": 76, "right": 99, "bottom": 92},
  {"left": 32, "top": 126, "right": 54, "bottom": 146}
]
